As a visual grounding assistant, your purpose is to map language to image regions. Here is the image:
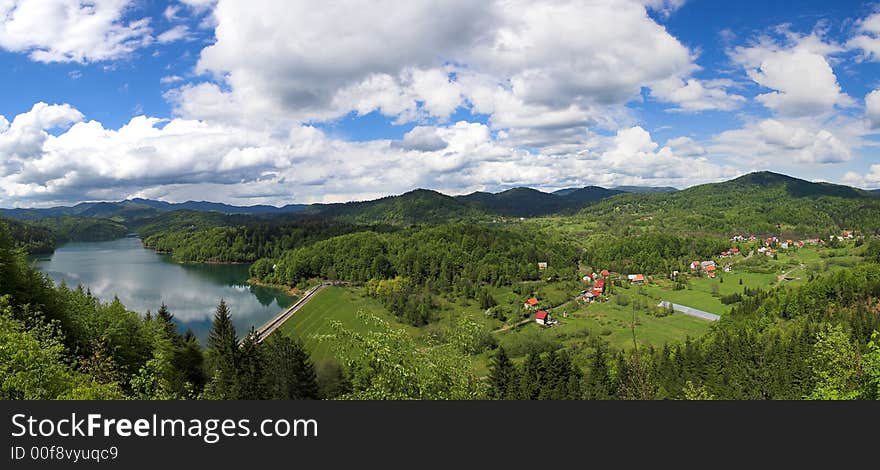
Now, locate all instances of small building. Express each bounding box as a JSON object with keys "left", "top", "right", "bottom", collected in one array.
[
  {"left": 691, "top": 261, "right": 700, "bottom": 270},
  {"left": 796, "top": 241, "right": 805, "bottom": 248},
  {"left": 706, "top": 265, "right": 716, "bottom": 278},
  {"left": 583, "top": 274, "right": 593, "bottom": 282},
  {"left": 535, "top": 310, "right": 550, "bottom": 325},
  {"left": 594, "top": 279, "right": 605, "bottom": 292},
  {"left": 600, "top": 269, "right": 610, "bottom": 277},
  {"left": 729, "top": 248, "right": 740, "bottom": 255},
  {"left": 538, "top": 262, "right": 548, "bottom": 271},
  {"left": 627, "top": 274, "right": 645, "bottom": 284},
  {"left": 720, "top": 251, "right": 729, "bottom": 258},
  {"left": 524, "top": 297, "right": 539, "bottom": 309},
  {"left": 592, "top": 287, "right": 603, "bottom": 298}
]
